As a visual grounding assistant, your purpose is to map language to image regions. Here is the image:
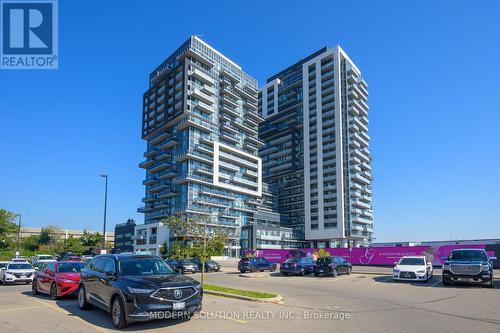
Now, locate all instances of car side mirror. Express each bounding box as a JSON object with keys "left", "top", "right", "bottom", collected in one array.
[
  {"left": 394, "top": 261, "right": 398, "bottom": 265},
  {"left": 105, "top": 270, "right": 116, "bottom": 278},
  {"left": 489, "top": 256, "right": 497, "bottom": 261}
]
